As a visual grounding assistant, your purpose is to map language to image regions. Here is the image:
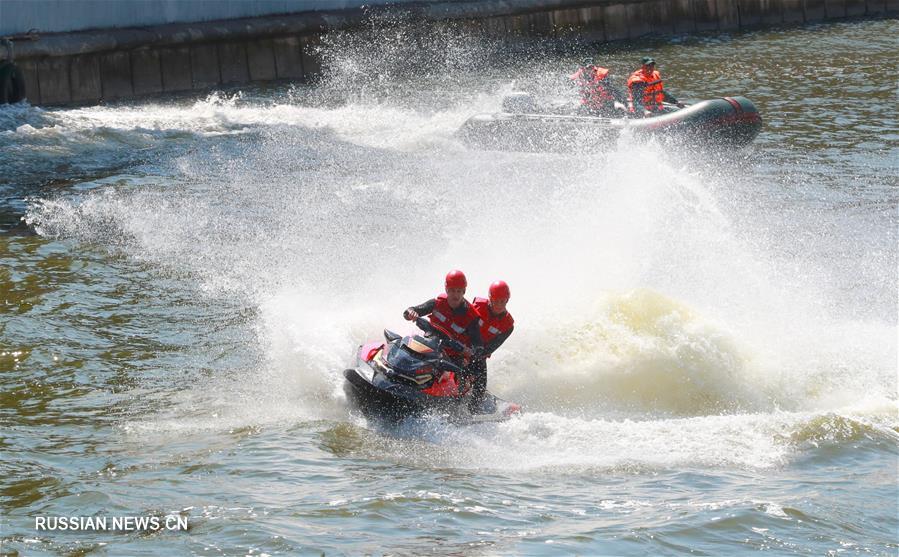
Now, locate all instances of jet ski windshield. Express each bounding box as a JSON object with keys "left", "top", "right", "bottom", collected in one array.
[
  {"left": 384, "top": 336, "right": 441, "bottom": 374},
  {"left": 403, "top": 335, "right": 440, "bottom": 355}
]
